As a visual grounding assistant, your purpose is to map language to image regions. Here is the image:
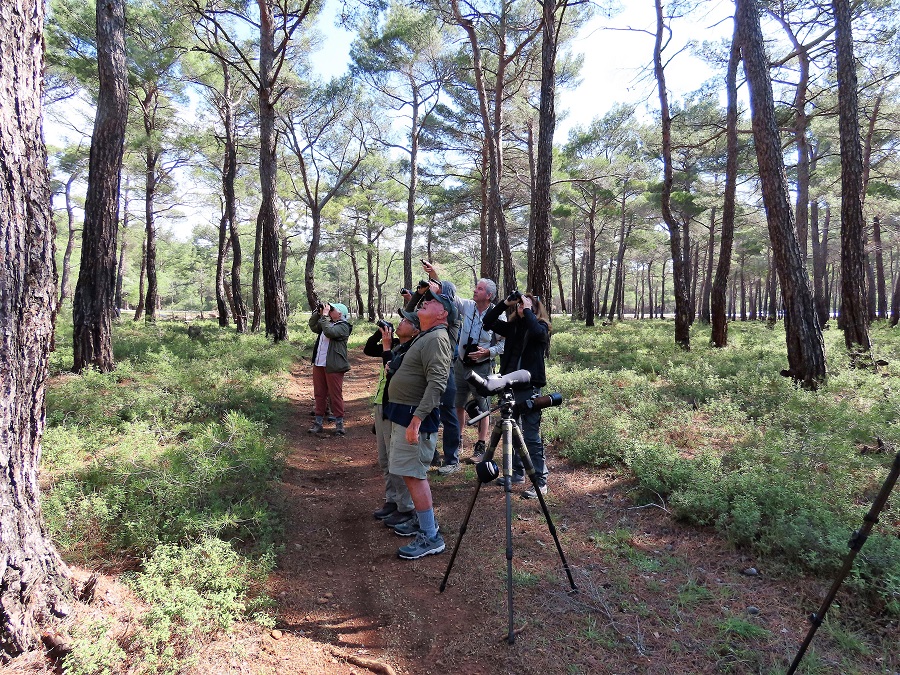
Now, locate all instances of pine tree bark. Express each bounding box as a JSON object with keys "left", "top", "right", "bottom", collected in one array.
[
  {"left": 530, "top": 0, "right": 563, "bottom": 304},
  {"left": 653, "top": 0, "right": 691, "bottom": 348},
  {"left": 712, "top": 29, "right": 739, "bottom": 347},
  {"left": 737, "top": 0, "right": 826, "bottom": 386},
  {"left": 1, "top": 0, "right": 72, "bottom": 654},
  {"left": 257, "top": 0, "right": 288, "bottom": 341},
  {"left": 114, "top": 183, "right": 129, "bottom": 316},
  {"left": 59, "top": 173, "right": 79, "bottom": 304},
  {"left": 832, "top": 0, "right": 871, "bottom": 357},
  {"left": 73, "top": 0, "right": 128, "bottom": 372}
]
